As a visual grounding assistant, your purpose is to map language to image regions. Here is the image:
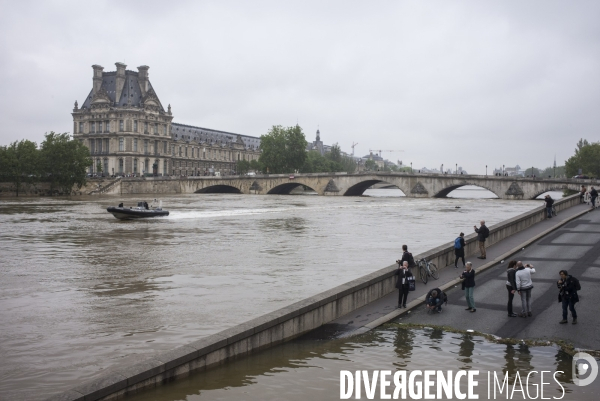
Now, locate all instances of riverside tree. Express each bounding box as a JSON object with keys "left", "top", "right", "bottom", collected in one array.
[
  {"left": 40, "top": 132, "right": 92, "bottom": 194},
  {"left": 300, "top": 144, "right": 357, "bottom": 174},
  {"left": 259, "top": 125, "right": 307, "bottom": 174},
  {"left": 236, "top": 160, "right": 251, "bottom": 175},
  {"left": 0, "top": 139, "right": 39, "bottom": 196},
  {"left": 565, "top": 138, "right": 600, "bottom": 177}
]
